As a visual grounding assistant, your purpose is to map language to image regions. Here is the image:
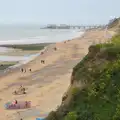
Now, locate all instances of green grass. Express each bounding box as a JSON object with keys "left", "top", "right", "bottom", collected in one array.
[
  {"left": 0, "top": 43, "right": 52, "bottom": 51},
  {"left": 111, "top": 34, "right": 120, "bottom": 45},
  {"left": 95, "top": 43, "right": 114, "bottom": 49}
]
